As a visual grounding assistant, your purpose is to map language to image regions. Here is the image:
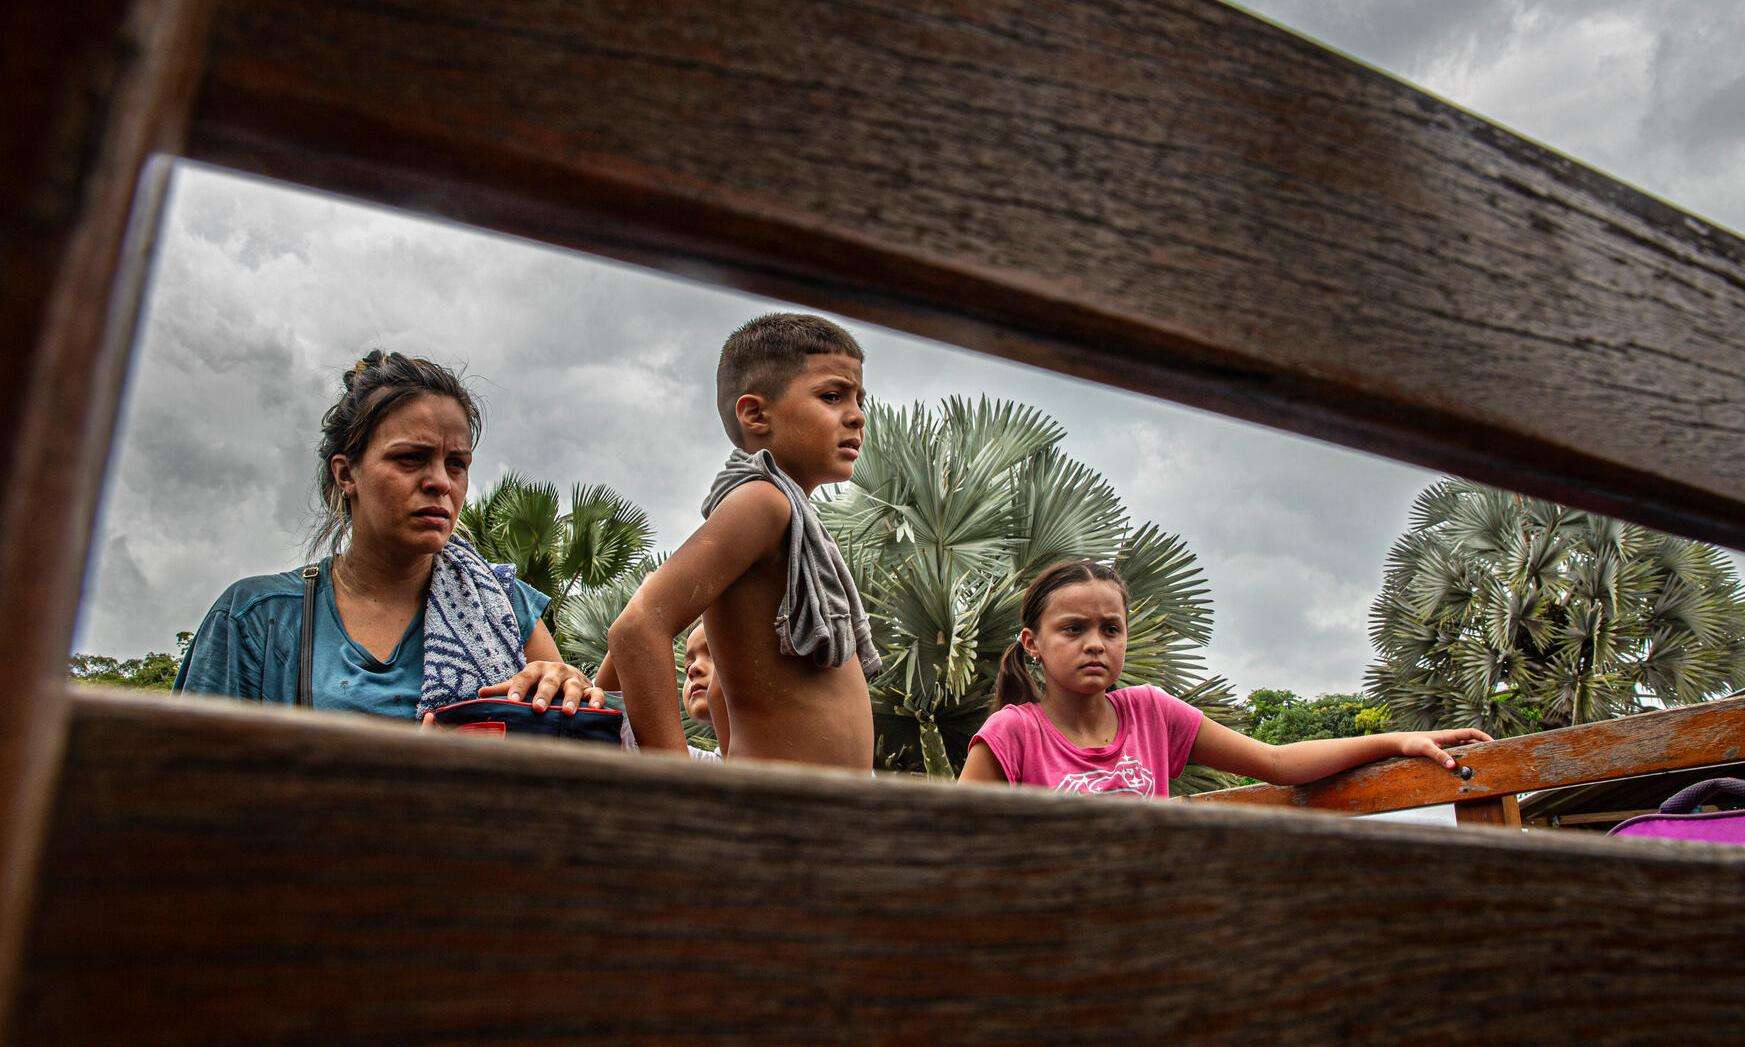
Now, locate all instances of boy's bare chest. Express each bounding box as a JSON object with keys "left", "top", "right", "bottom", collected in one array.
[
  {"left": 707, "top": 555, "right": 788, "bottom": 668},
  {"left": 706, "top": 555, "right": 868, "bottom": 698}
]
